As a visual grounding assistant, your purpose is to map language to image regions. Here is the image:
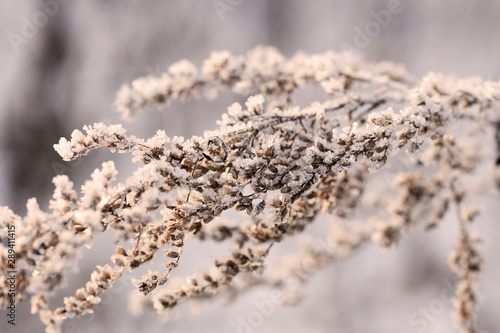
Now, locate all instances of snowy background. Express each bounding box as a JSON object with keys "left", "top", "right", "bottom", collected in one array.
[{"left": 1, "top": 1, "right": 499, "bottom": 332}]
